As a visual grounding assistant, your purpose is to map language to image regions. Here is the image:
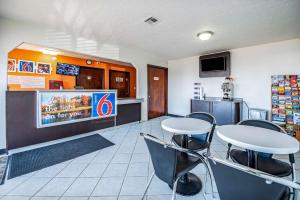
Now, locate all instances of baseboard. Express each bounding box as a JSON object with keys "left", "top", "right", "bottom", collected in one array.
[{"left": 167, "top": 113, "right": 184, "bottom": 117}]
